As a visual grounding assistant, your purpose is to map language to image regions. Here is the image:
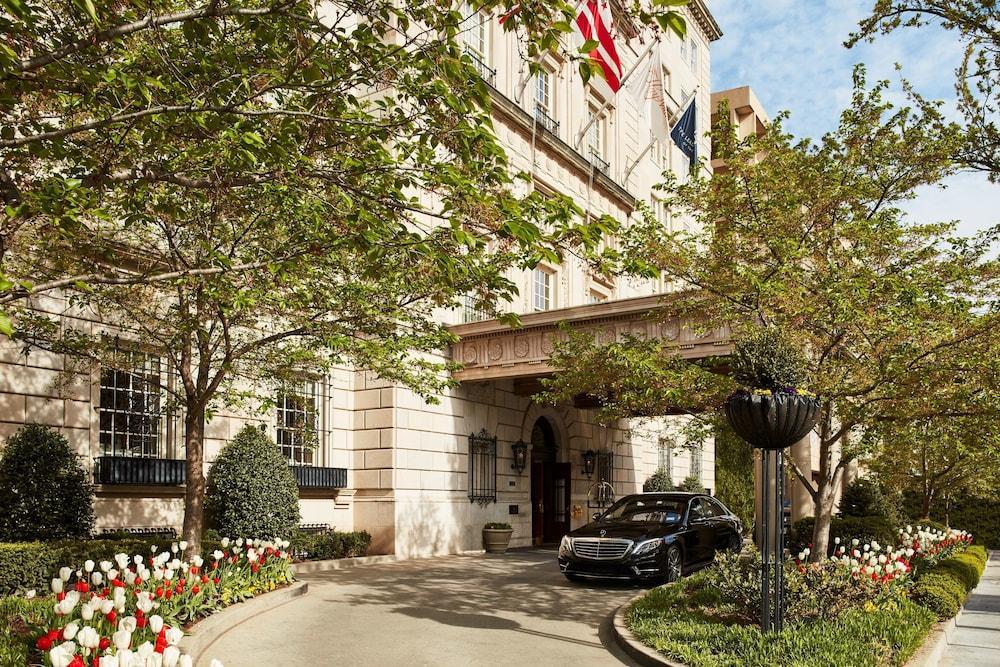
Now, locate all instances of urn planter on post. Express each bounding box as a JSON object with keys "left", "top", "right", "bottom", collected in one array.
[
  {"left": 724, "top": 389, "right": 820, "bottom": 634},
  {"left": 724, "top": 390, "right": 821, "bottom": 451}
]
